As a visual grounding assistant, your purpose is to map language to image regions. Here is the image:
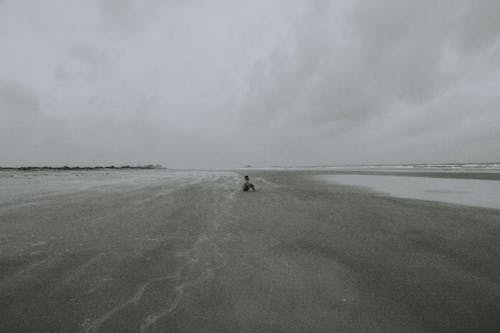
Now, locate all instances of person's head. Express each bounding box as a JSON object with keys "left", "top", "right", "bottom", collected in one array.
[{"left": 244, "top": 175, "right": 249, "bottom": 180}]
